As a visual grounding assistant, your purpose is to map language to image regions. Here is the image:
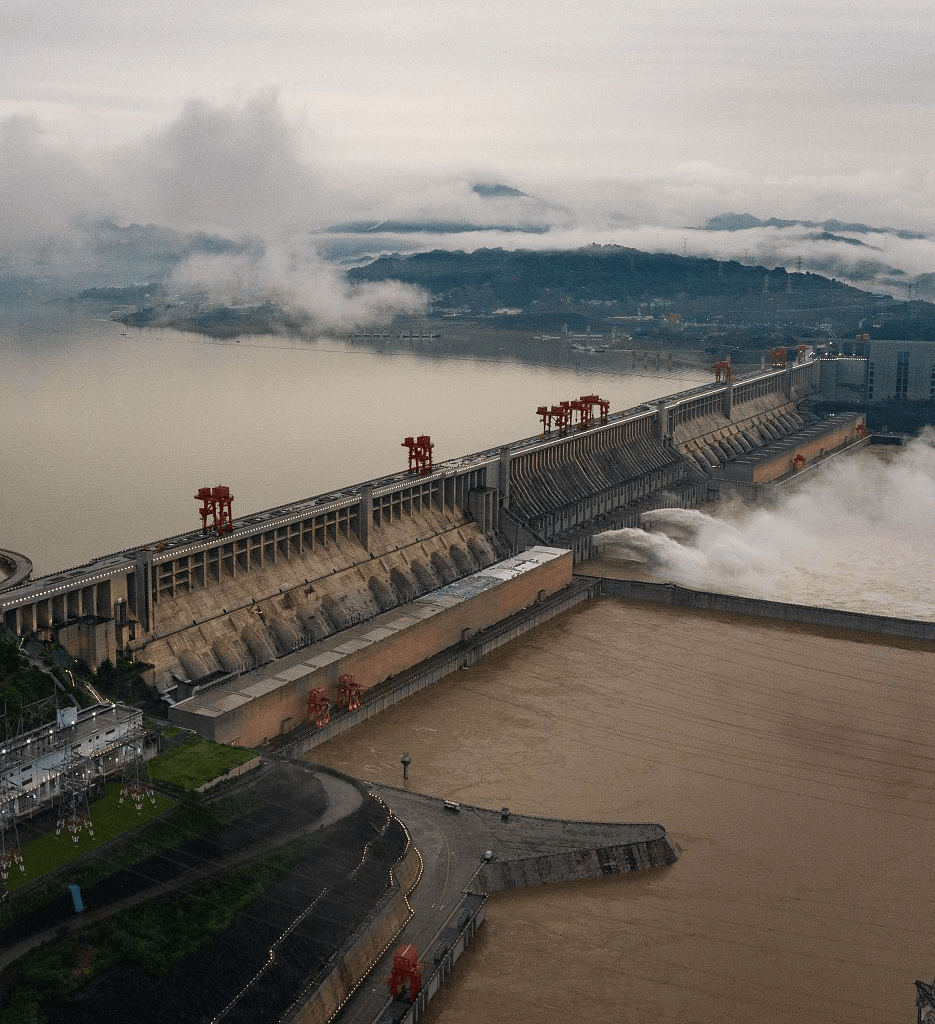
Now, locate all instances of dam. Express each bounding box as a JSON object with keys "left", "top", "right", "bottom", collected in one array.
[{"left": 0, "top": 357, "right": 866, "bottom": 747}]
